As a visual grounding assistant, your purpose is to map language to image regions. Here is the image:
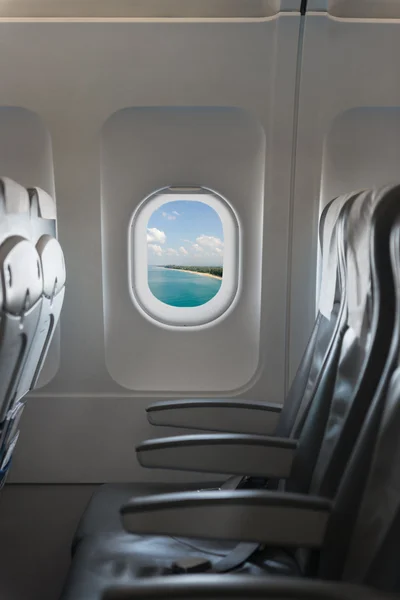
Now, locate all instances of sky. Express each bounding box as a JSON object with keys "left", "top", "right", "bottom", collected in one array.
[{"left": 147, "top": 200, "right": 224, "bottom": 267}]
